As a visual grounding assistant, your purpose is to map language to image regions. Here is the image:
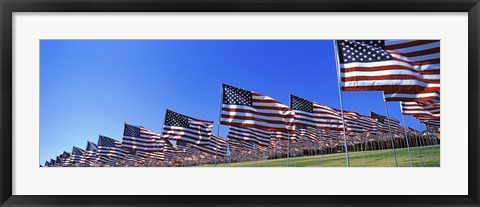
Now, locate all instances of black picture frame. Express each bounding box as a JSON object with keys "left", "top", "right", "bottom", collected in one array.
[{"left": 1, "top": 0, "right": 478, "bottom": 206}]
